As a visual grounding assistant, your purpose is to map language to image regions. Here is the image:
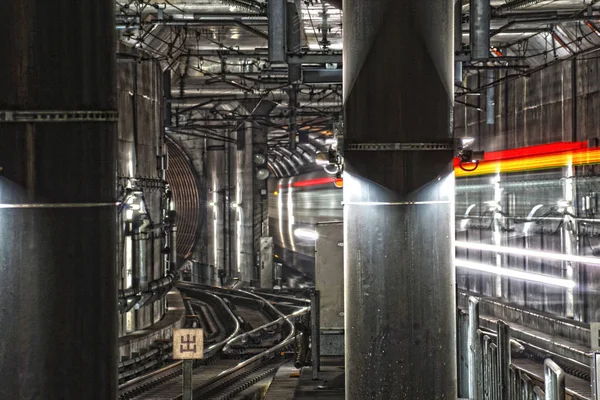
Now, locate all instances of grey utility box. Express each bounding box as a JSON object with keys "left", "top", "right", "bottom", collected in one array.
[{"left": 316, "top": 222, "right": 344, "bottom": 356}]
